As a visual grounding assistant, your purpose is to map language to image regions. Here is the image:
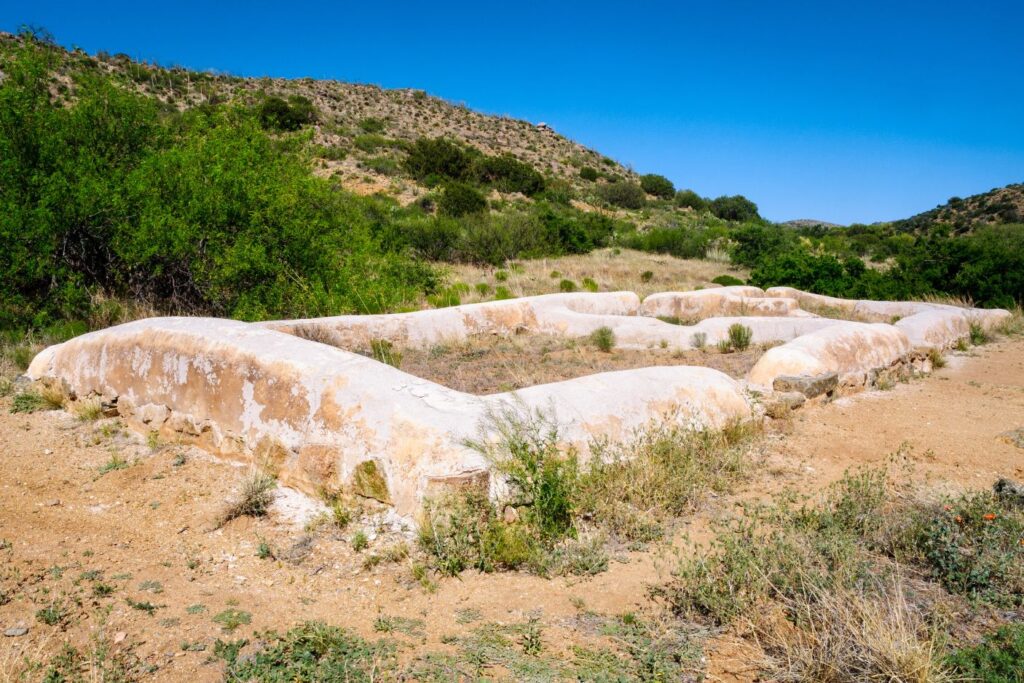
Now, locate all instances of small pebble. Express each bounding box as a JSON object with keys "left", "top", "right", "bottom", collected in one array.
[{"left": 4, "top": 627, "right": 29, "bottom": 637}]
